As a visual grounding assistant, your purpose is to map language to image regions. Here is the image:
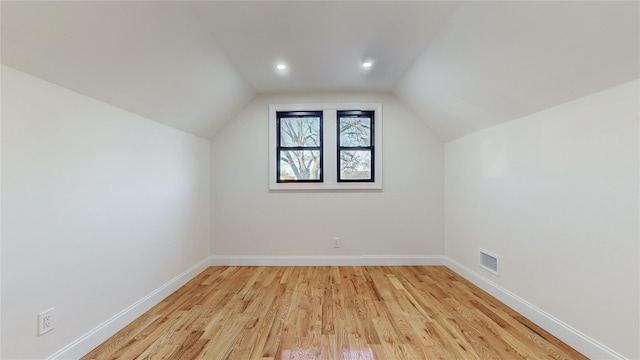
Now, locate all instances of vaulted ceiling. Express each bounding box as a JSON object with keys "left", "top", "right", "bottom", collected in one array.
[{"left": 2, "top": 1, "right": 638, "bottom": 141}]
